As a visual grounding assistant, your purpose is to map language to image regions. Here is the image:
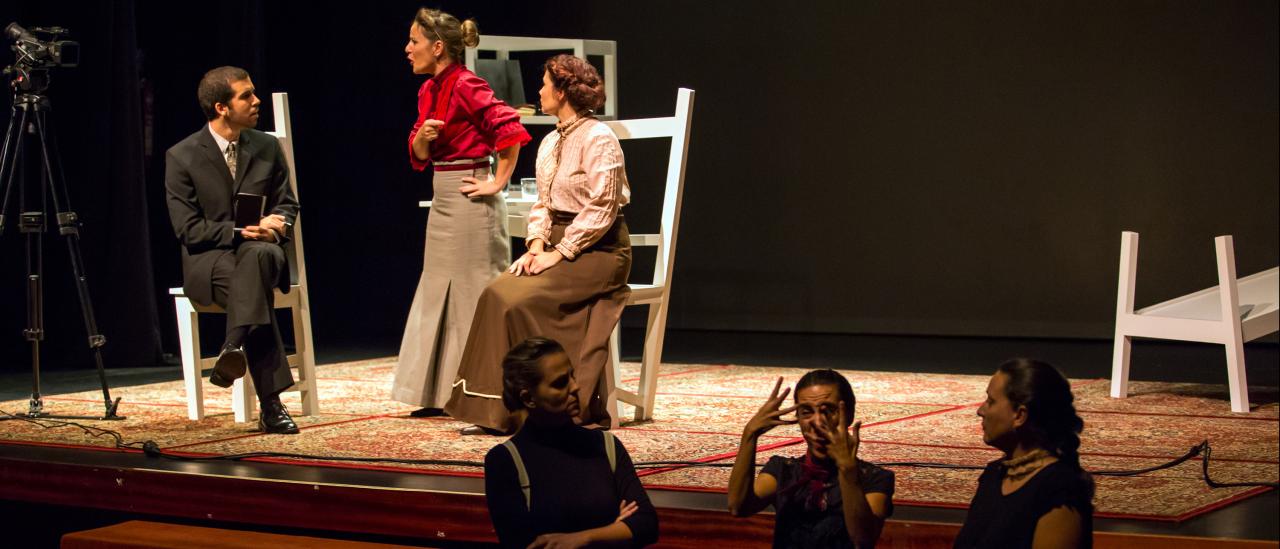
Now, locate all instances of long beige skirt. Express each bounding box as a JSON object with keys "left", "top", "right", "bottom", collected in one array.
[
  {"left": 391, "top": 166, "right": 510, "bottom": 408},
  {"left": 444, "top": 216, "right": 631, "bottom": 432}
]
